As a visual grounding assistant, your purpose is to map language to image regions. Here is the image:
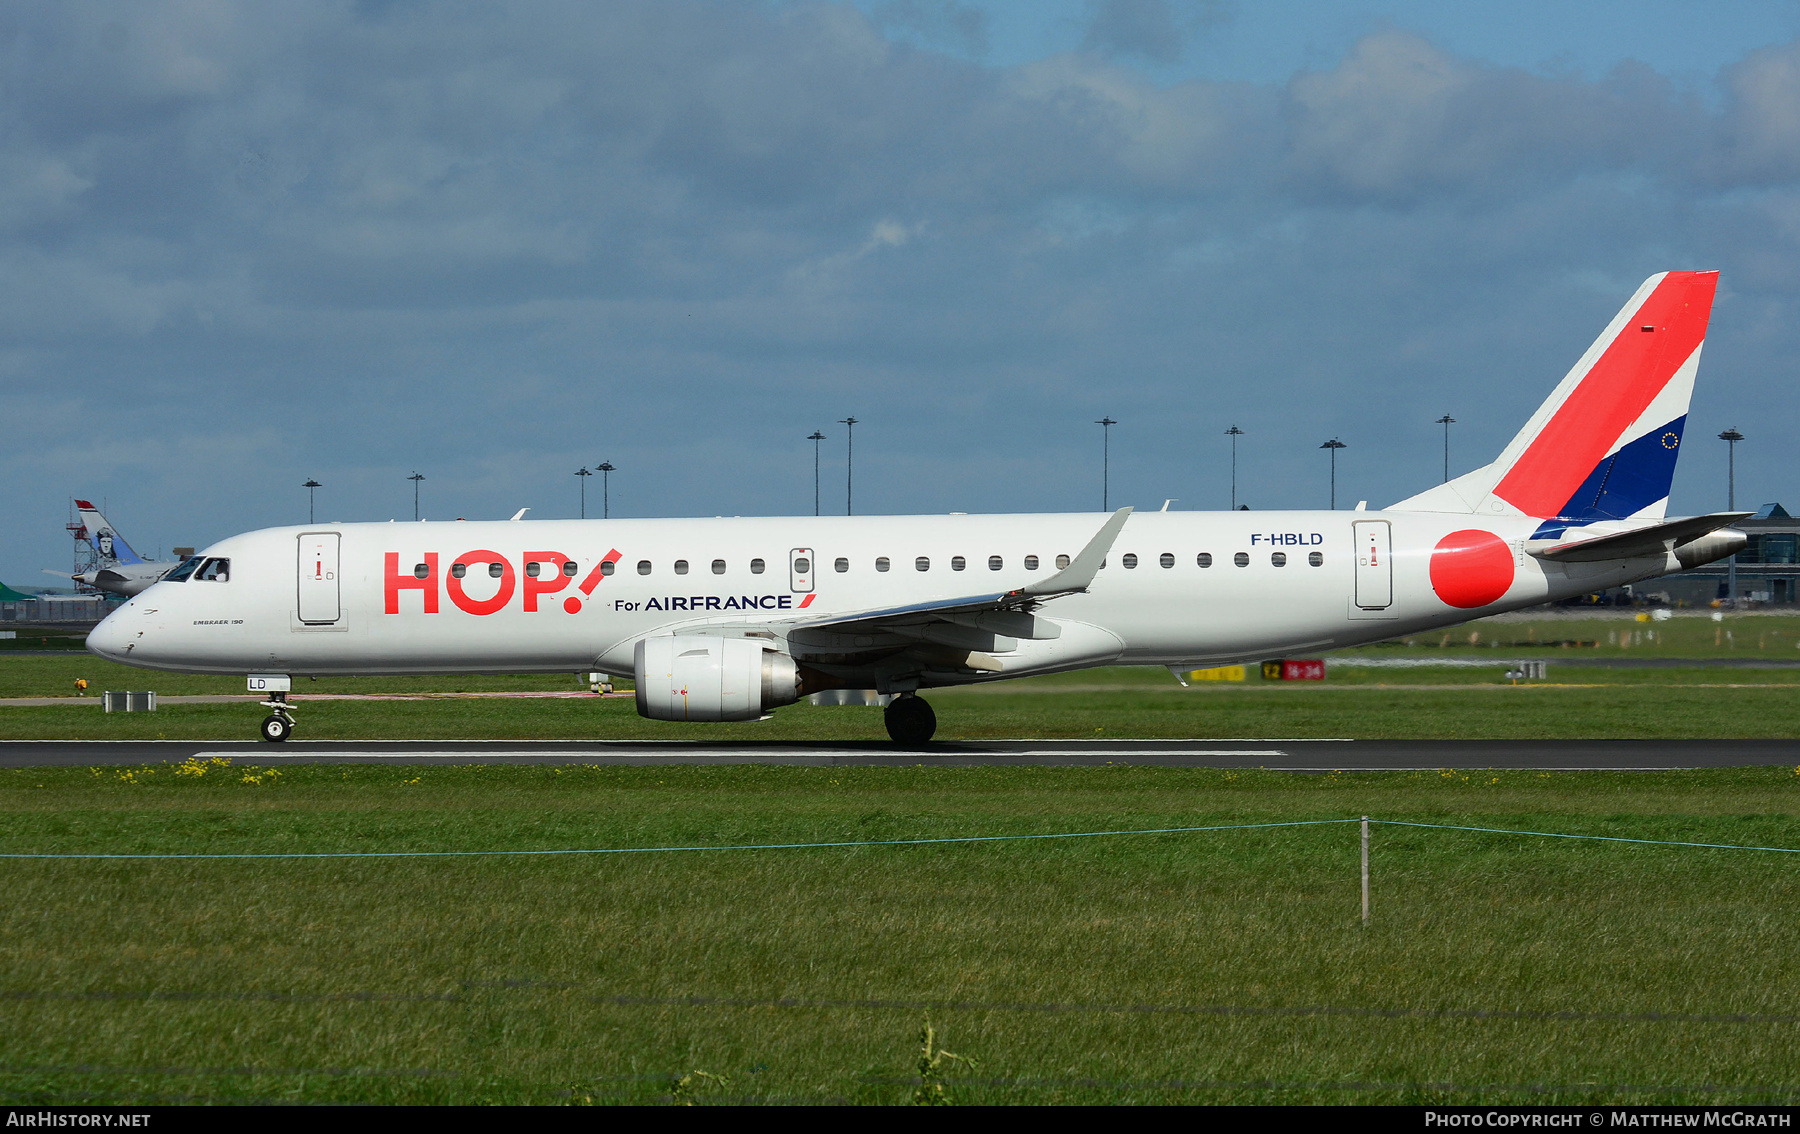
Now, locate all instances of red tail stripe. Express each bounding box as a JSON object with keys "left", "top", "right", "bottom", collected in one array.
[
  {"left": 1494, "top": 271, "right": 1716, "bottom": 518},
  {"left": 578, "top": 549, "right": 622, "bottom": 596}
]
